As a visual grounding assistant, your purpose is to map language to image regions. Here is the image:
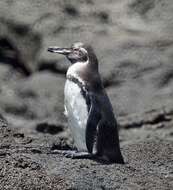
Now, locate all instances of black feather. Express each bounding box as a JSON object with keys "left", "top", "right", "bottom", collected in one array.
[{"left": 85, "top": 94, "right": 101, "bottom": 153}]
